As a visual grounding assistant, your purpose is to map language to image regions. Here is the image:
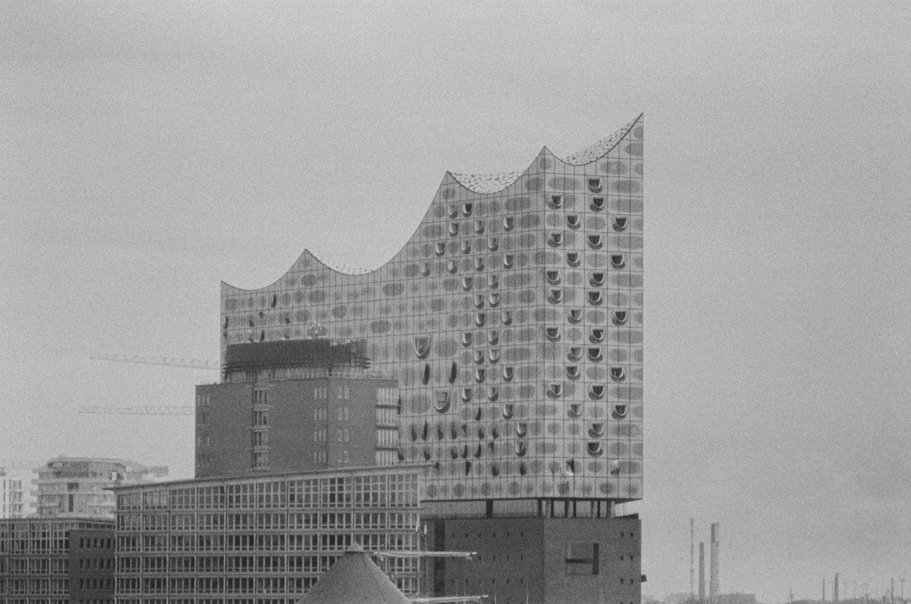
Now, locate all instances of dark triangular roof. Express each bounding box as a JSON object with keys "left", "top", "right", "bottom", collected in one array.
[{"left": 301, "top": 544, "right": 412, "bottom": 604}]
